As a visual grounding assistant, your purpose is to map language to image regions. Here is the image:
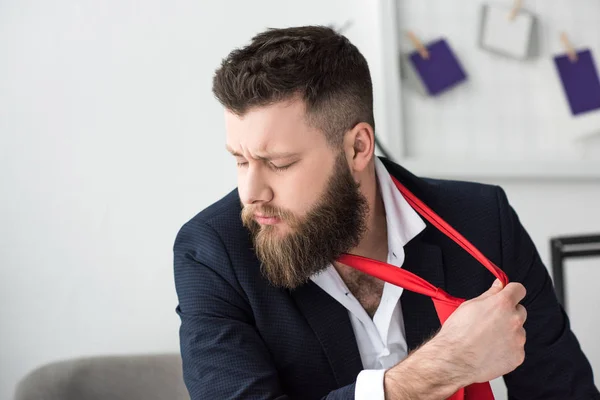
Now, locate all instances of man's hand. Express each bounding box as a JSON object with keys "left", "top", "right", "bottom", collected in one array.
[
  {"left": 436, "top": 280, "right": 527, "bottom": 383},
  {"left": 384, "top": 280, "right": 527, "bottom": 400}
]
